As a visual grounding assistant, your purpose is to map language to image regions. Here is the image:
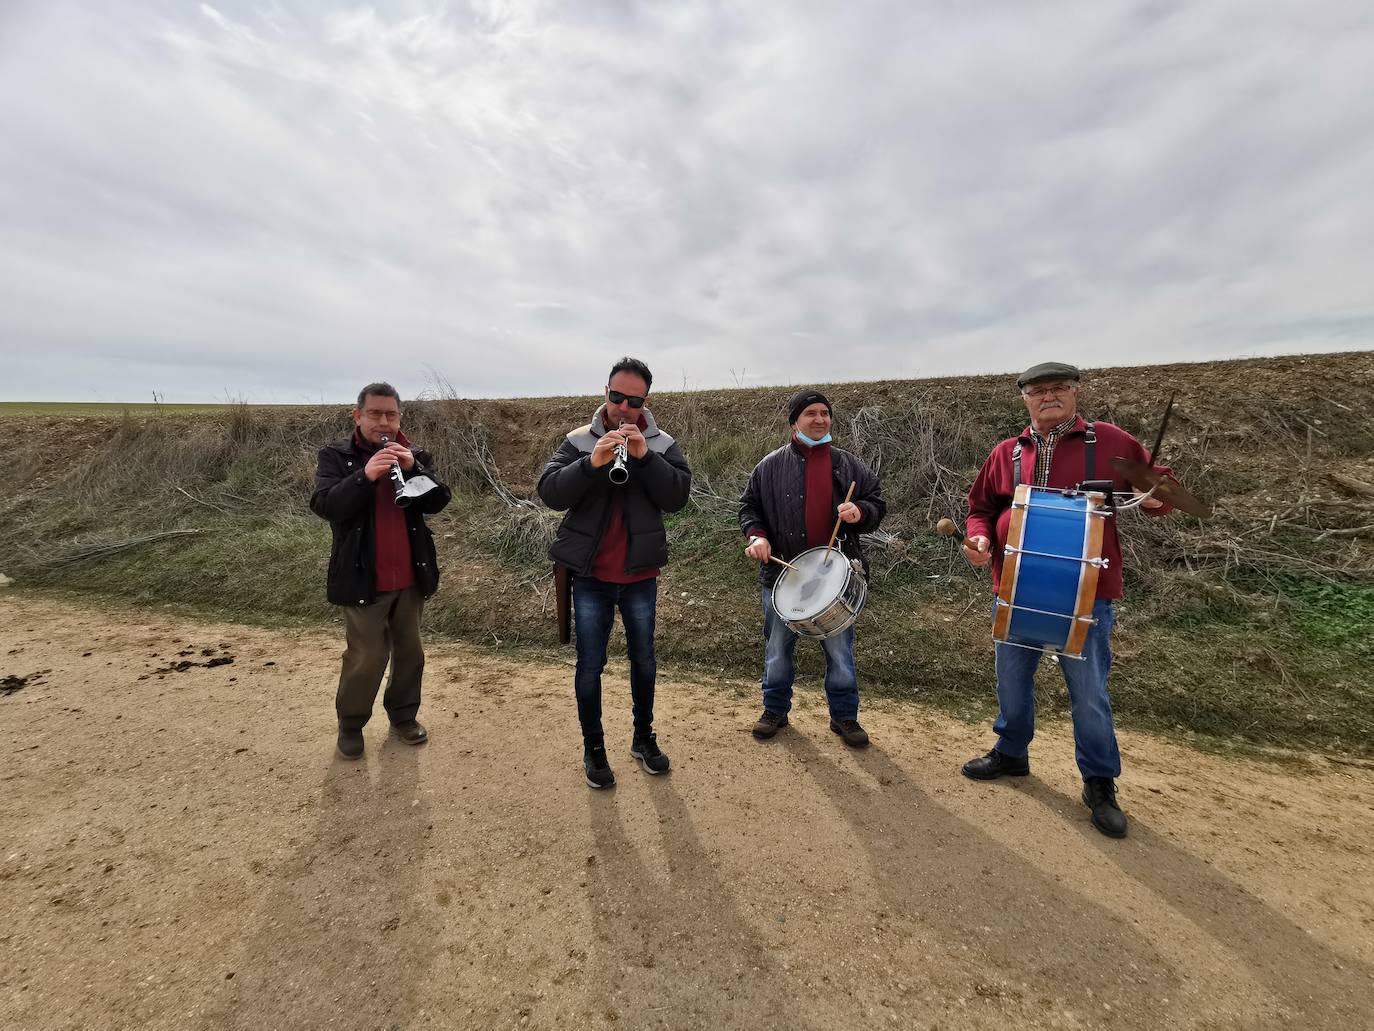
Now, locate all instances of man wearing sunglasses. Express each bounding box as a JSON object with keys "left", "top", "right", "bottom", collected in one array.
[
  {"left": 538, "top": 357, "right": 693, "bottom": 789},
  {"left": 959, "top": 362, "right": 1176, "bottom": 839}
]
